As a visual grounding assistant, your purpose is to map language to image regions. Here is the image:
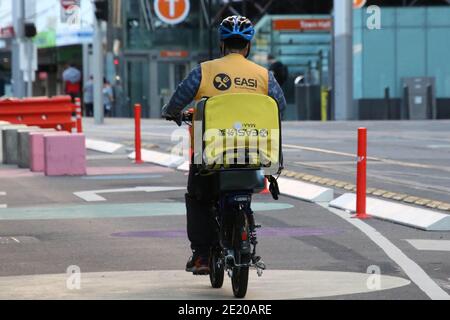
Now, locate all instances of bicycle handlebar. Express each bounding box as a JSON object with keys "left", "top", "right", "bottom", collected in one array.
[{"left": 163, "top": 109, "right": 193, "bottom": 125}]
